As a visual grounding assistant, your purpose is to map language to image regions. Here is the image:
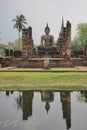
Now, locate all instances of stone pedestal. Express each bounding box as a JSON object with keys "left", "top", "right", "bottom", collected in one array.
[{"left": 43, "top": 59, "right": 50, "bottom": 69}]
